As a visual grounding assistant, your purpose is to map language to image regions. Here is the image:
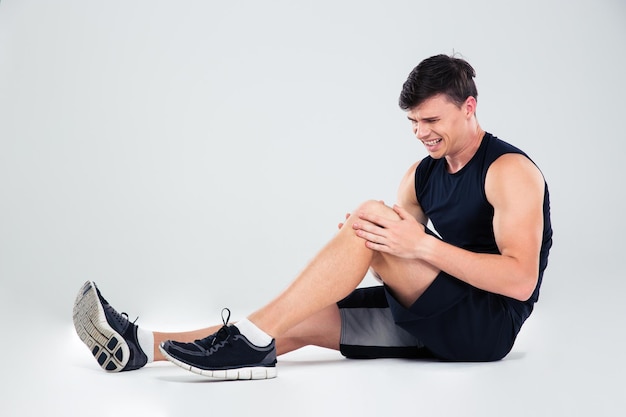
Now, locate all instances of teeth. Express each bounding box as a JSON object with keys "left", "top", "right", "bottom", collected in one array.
[{"left": 424, "top": 138, "right": 441, "bottom": 146}]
